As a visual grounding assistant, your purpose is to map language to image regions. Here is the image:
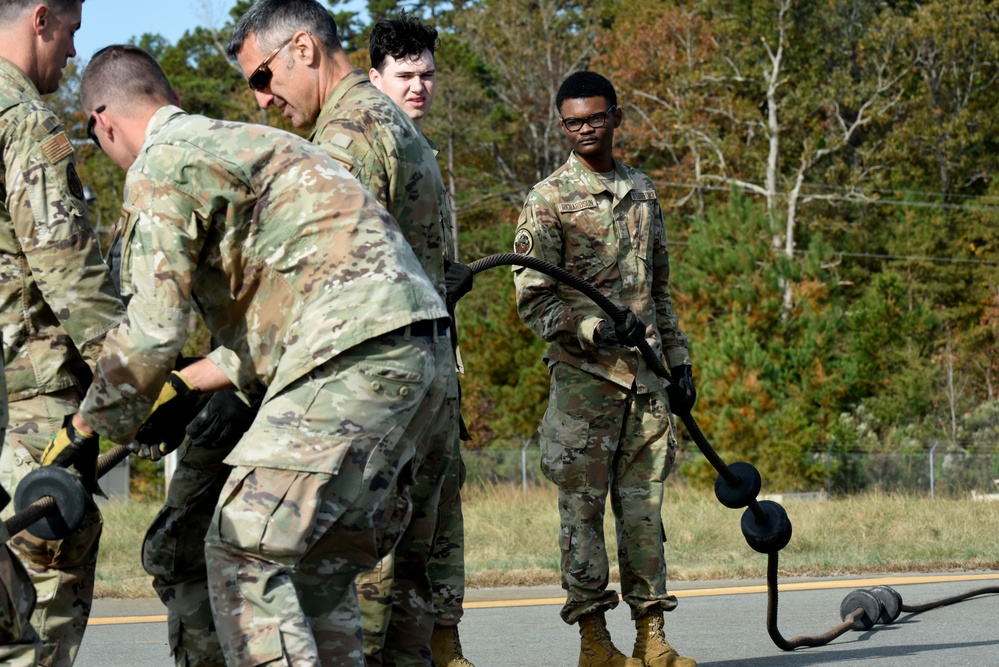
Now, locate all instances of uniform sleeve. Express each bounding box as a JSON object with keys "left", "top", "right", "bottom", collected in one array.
[
  {"left": 513, "top": 191, "right": 603, "bottom": 347},
  {"left": 79, "top": 171, "right": 204, "bottom": 443},
  {"left": 650, "top": 198, "right": 690, "bottom": 367},
  {"left": 3, "top": 109, "right": 124, "bottom": 366},
  {"left": 206, "top": 345, "right": 265, "bottom": 399}
]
